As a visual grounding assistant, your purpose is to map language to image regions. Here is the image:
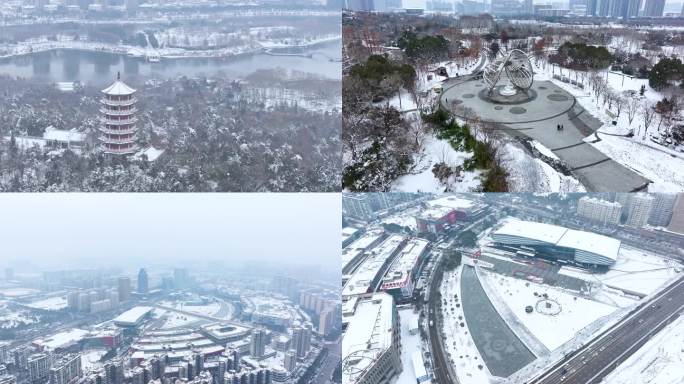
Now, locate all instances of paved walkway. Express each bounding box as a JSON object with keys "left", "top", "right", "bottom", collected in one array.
[{"left": 440, "top": 78, "right": 650, "bottom": 192}]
